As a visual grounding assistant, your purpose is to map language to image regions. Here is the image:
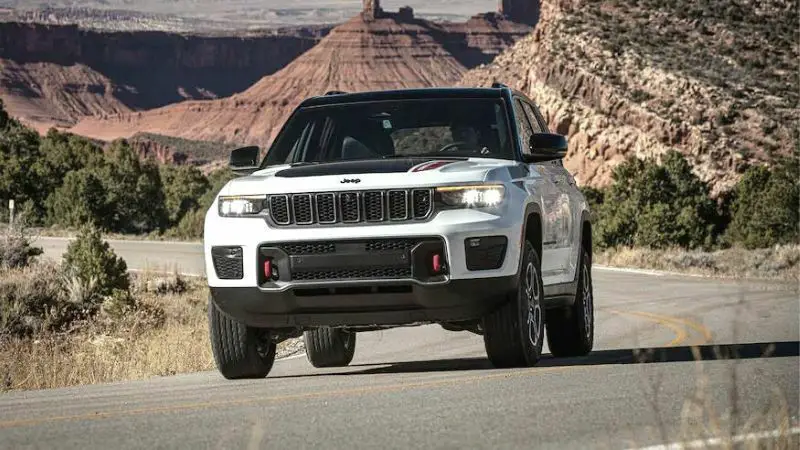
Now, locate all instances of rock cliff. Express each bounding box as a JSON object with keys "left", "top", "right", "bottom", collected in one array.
[
  {"left": 461, "top": 0, "right": 797, "bottom": 193},
  {"left": 0, "top": 22, "right": 328, "bottom": 129}
]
